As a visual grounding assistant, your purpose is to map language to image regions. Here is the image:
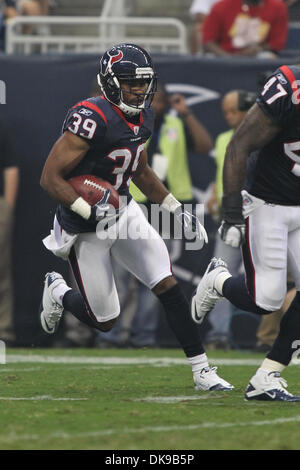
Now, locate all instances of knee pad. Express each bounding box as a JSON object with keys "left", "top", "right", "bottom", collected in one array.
[
  {"left": 256, "top": 292, "right": 285, "bottom": 312},
  {"left": 255, "top": 273, "right": 286, "bottom": 312}
]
